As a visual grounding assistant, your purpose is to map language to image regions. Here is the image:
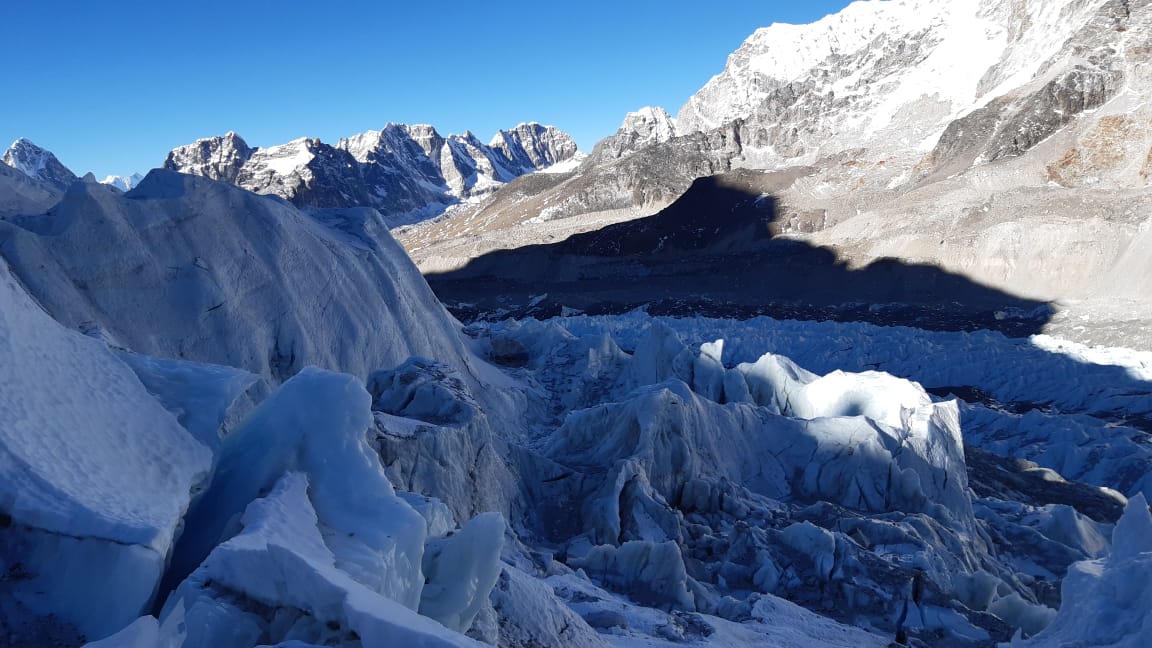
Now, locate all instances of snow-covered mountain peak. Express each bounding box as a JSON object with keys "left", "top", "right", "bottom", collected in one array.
[
  {"left": 586, "top": 106, "right": 680, "bottom": 163},
  {"left": 676, "top": 0, "right": 1113, "bottom": 159},
  {"left": 101, "top": 173, "right": 145, "bottom": 191},
  {"left": 163, "top": 132, "right": 254, "bottom": 184},
  {"left": 167, "top": 122, "right": 579, "bottom": 223},
  {"left": 620, "top": 106, "right": 678, "bottom": 143},
  {"left": 2, "top": 137, "right": 78, "bottom": 191}
]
